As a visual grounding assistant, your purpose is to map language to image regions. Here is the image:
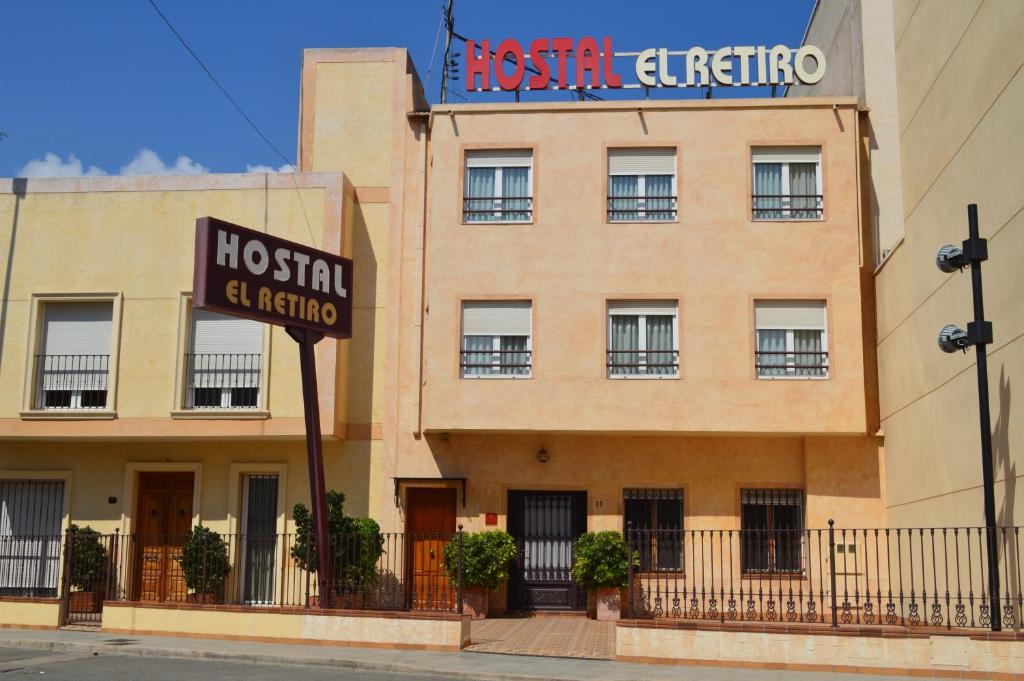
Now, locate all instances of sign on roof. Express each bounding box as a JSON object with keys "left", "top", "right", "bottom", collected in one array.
[{"left": 465, "top": 37, "right": 826, "bottom": 92}]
